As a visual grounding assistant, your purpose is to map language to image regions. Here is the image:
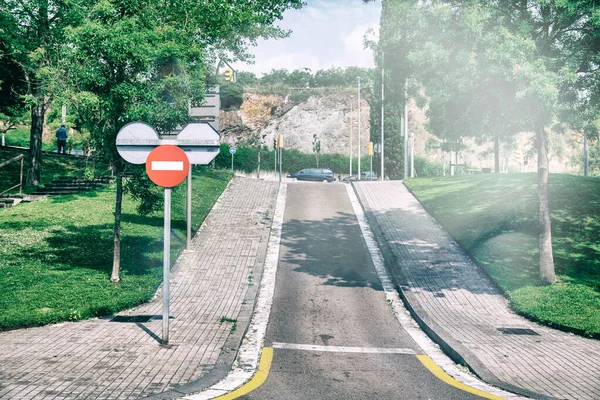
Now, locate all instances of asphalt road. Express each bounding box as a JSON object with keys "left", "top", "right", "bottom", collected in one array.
[{"left": 241, "top": 182, "right": 483, "bottom": 399}]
